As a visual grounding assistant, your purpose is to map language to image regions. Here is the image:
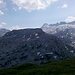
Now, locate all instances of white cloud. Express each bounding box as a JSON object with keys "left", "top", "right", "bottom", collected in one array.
[
  {"left": 0, "top": 0, "right": 6, "bottom": 8},
  {"left": 11, "top": 25, "right": 24, "bottom": 30},
  {"left": 0, "top": 22, "right": 6, "bottom": 27},
  {"left": 10, "top": 25, "right": 39, "bottom": 30},
  {"left": 13, "top": 7, "right": 17, "bottom": 11},
  {"left": 57, "top": 4, "right": 68, "bottom": 9},
  {"left": 62, "top": 4, "right": 68, "bottom": 8},
  {"left": 65, "top": 16, "right": 75, "bottom": 22},
  {"left": 11, "top": 0, "right": 58, "bottom": 11},
  {"left": 0, "top": 10, "right": 4, "bottom": 15},
  {"left": 52, "top": 0, "right": 58, "bottom": 1}
]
